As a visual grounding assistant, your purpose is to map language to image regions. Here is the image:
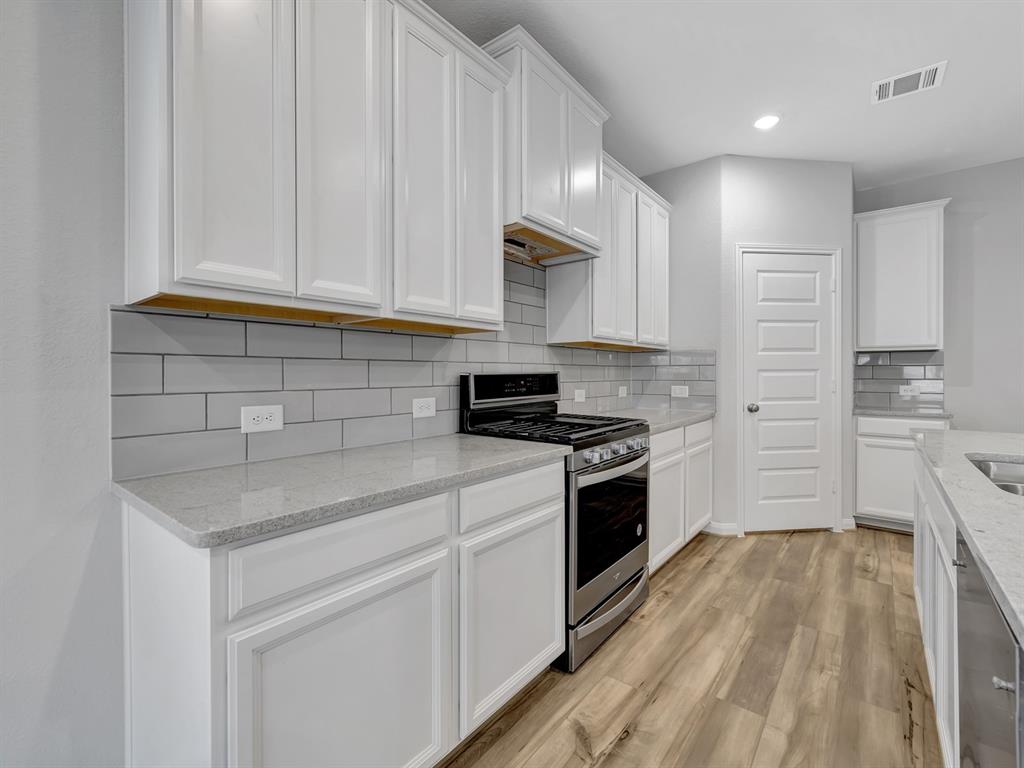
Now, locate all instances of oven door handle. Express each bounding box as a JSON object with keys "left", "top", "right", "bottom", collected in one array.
[
  {"left": 576, "top": 453, "right": 649, "bottom": 488},
  {"left": 575, "top": 568, "right": 649, "bottom": 640}
]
